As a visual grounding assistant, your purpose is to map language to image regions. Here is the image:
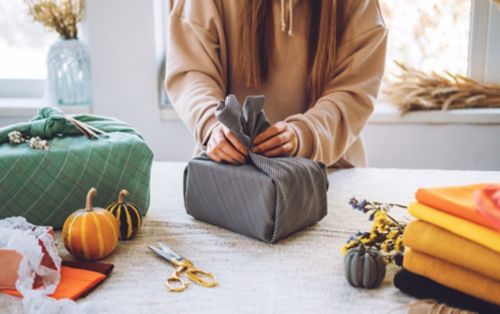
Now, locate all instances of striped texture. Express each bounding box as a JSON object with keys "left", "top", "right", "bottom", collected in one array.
[
  {"left": 107, "top": 201, "right": 142, "bottom": 240},
  {"left": 0, "top": 108, "right": 153, "bottom": 229},
  {"left": 184, "top": 95, "right": 329, "bottom": 243},
  {"left": 62, "top": 208, "right": 120, "bottom": 260}
]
